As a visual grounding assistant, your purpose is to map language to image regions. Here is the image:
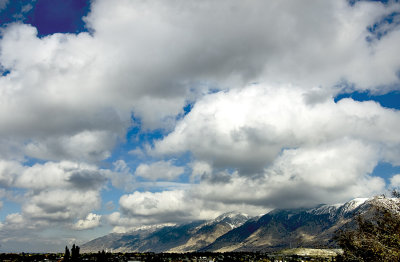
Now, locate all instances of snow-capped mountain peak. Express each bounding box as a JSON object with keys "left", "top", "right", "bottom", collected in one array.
[
  {"left": 308, "top": 203, "right": 341, "bottom": 216},
  {"left": 82, "top": 196, "right": 400, "bottom": 253},
  {"left": 338, "top": 197, "right": 369, "bottom": 216},
  {"left": 307, "top": 198, "right": 369, "bottom": 218},
  {"left": 113, "top": 223, "right": 176, "bottom": 234},
  {"left": 213, "top": 211, "right": 250, "bottom": 228},
  {"left": 215, "top": 211, "right": 248, "bottom": 221}
]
